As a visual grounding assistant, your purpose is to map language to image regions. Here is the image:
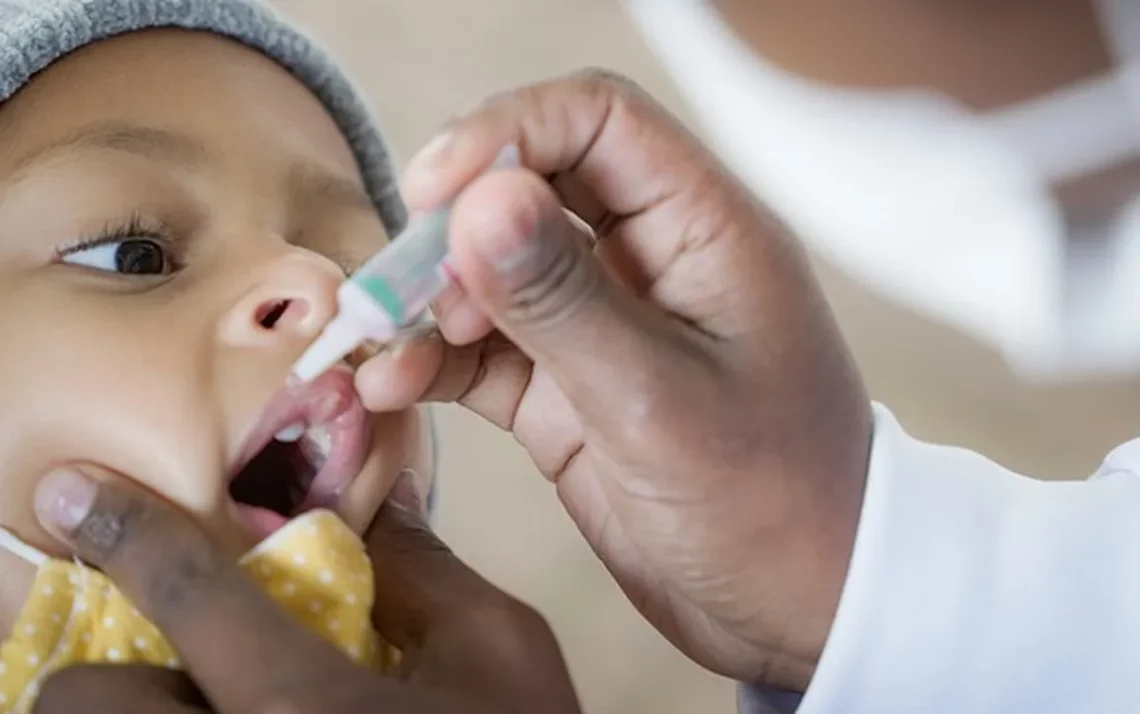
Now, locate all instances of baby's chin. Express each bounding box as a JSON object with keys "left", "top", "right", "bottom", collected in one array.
[{"left": 211, "top": 499, "right": 353, "bottom": 555}]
